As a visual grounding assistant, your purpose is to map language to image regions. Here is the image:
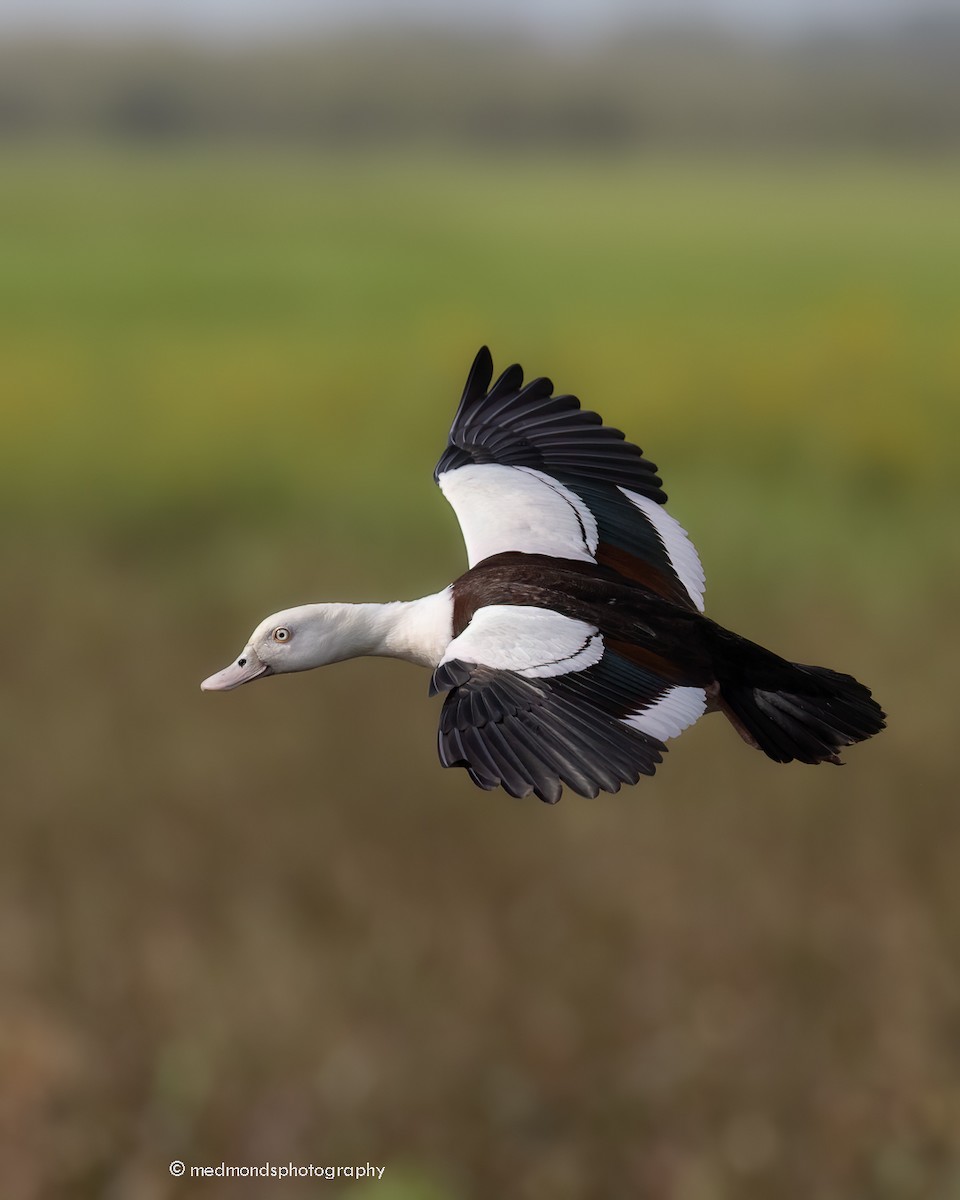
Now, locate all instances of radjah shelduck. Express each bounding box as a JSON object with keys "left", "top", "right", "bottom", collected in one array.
[{"left": 202, "top": 347, "right": 885, "bottom": 802}]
